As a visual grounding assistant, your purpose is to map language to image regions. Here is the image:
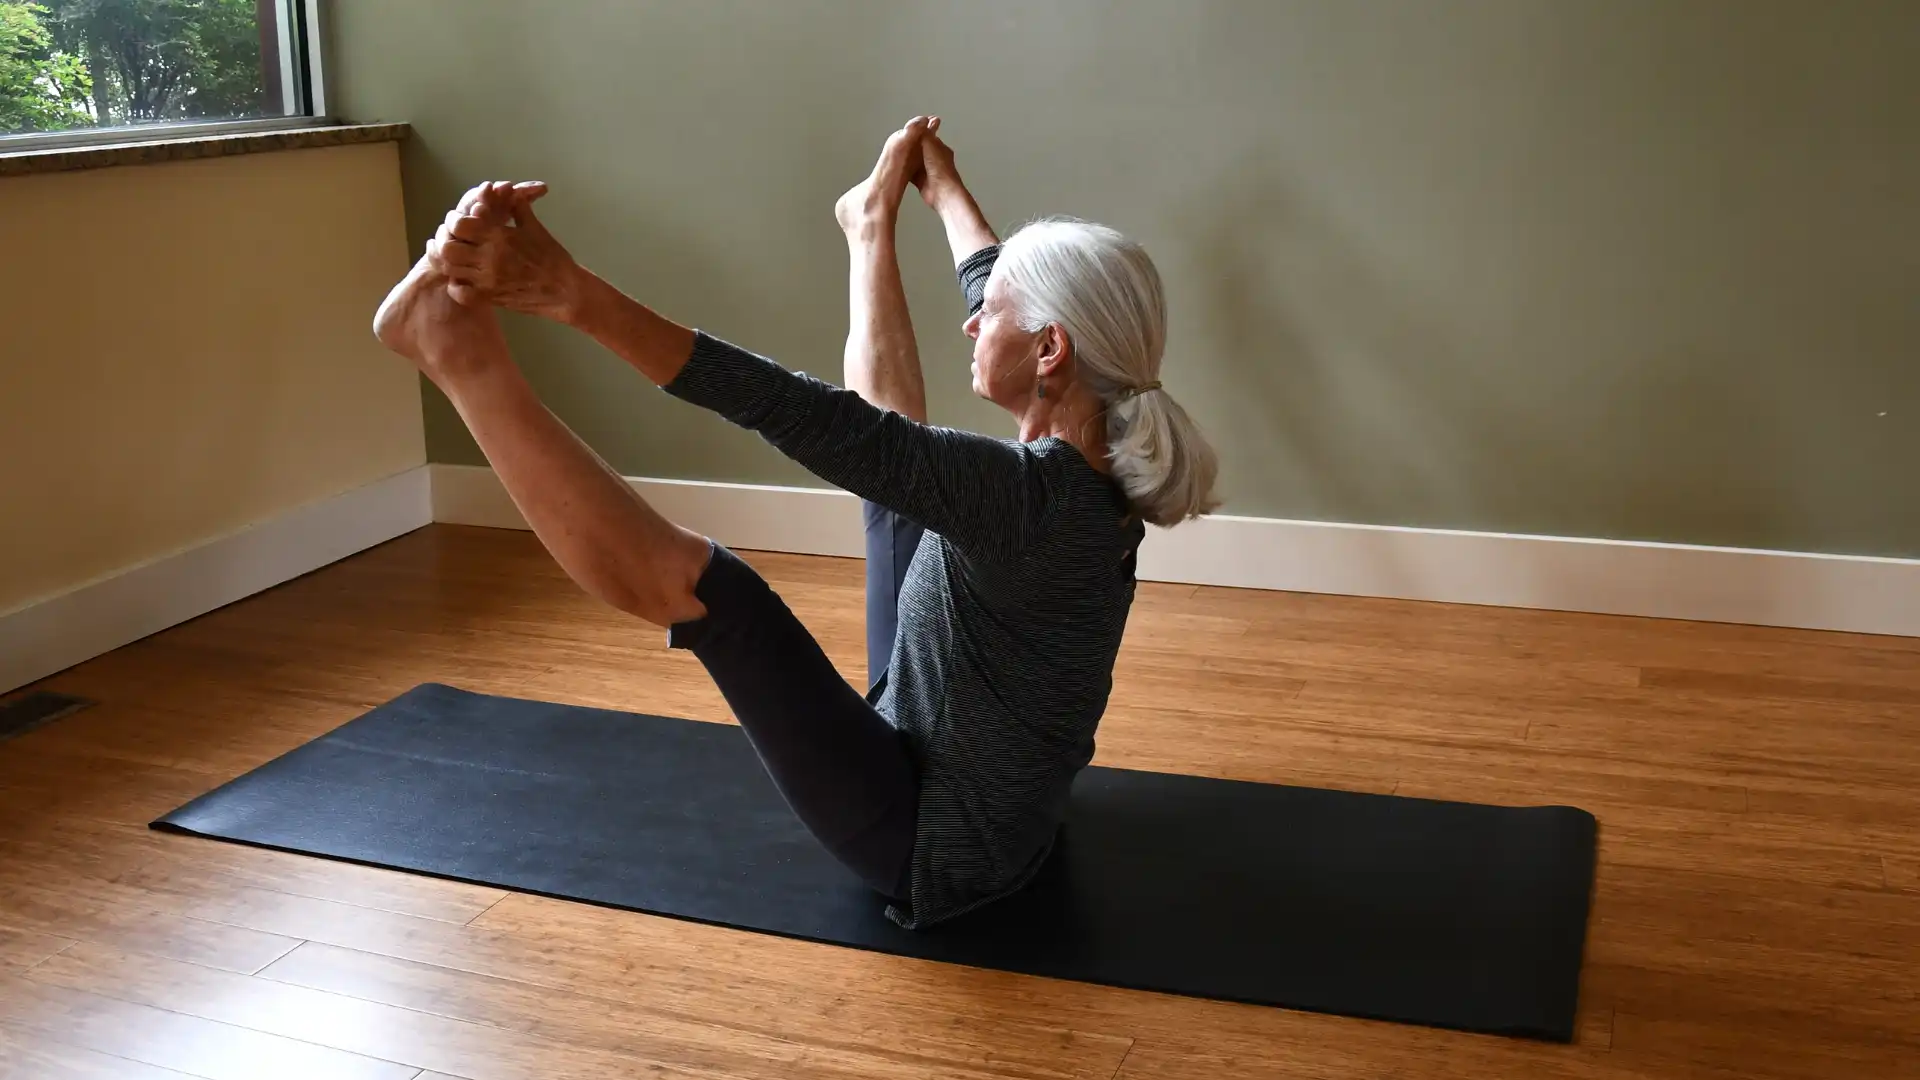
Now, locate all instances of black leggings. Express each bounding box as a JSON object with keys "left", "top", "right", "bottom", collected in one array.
[{"left": 667, "top": 503, "right": 927, "bottom": 899}]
